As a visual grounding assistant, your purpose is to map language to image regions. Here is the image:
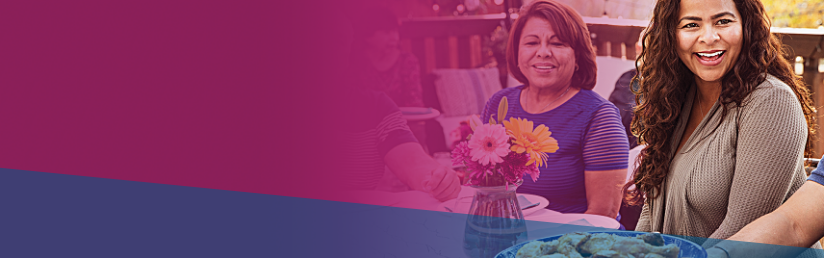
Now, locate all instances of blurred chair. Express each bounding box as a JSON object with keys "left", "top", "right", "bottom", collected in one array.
[
  {"left": 431, "top": 67, "right": 502, "bottom": 118},
  {"left": 422, "top": 67, "right": 503, "bottom": 152}
]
